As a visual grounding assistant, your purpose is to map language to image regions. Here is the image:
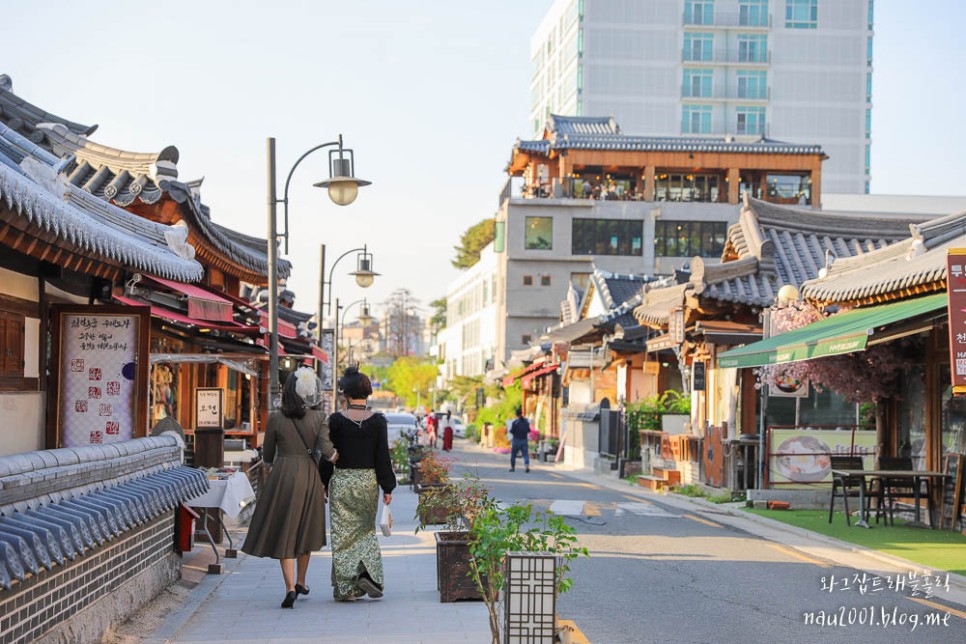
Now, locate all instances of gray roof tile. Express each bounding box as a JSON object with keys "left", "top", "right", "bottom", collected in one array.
[{"left": 0, "top": 125, "right": 203, "bottom": 282}]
